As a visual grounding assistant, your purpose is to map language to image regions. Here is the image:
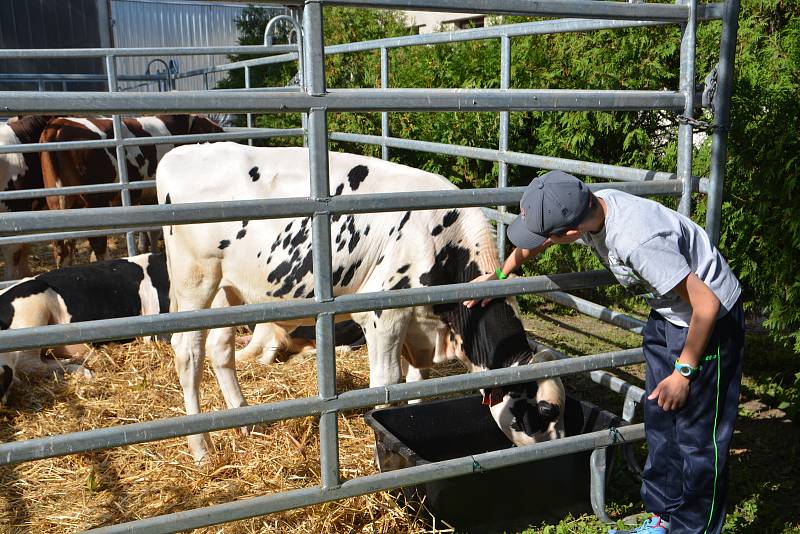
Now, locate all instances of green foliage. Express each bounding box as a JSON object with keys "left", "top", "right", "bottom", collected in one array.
[{"left": 217, "top": 3, "right": 800, "bottom": 354}]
